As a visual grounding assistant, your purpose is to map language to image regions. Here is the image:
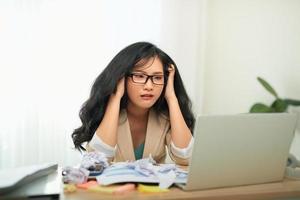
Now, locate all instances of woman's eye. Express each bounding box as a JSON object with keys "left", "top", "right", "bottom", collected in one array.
[
  {"left": 134, "top": 74, "right": 145, "bottom": 79},
  {"left": 154, "top": 76, "right": 163, "bottom": 80}
]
